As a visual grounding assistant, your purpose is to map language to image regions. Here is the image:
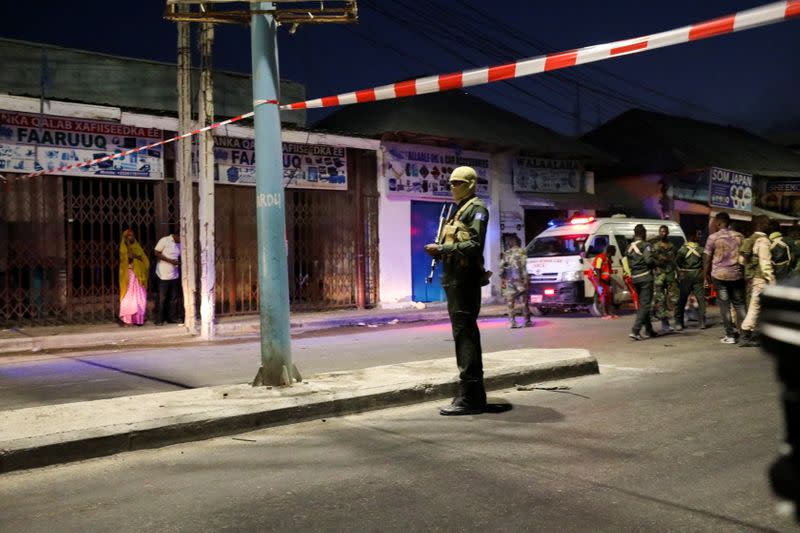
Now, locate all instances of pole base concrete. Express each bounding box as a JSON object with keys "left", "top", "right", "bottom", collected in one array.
[{"left": 251, "top": 364, "right": 302, "bottom": 387}]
